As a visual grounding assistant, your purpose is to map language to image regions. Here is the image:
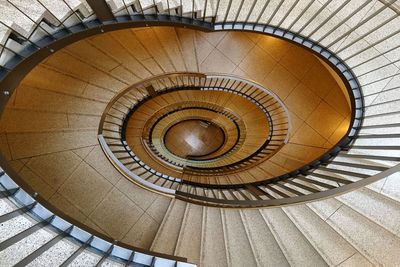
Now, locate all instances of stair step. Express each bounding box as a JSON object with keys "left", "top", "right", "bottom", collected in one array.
[
  {"left": 0, "top": 213, "right": 36, "bottom": 243},
  {"left": 25, "top": 236, "right": 79, "bottom": 267},
  {"left": 240, "top": 209, "right": 289, "bottom": 267},
  {"left": 201, "top": 207, "right": 228, "bottom": 267},
  {"left": 337, "top": 252, "right": 375, "bottom": 267},
  {"left": 0, "top": 227, "right": 56, "bottom": 266},
  {"left": 369, "top": 172, "right": 400, "bottom": 204},
  {"left": 310, "top": 198, "right": 400, "bottom": 266},
  {"left": 0, "top": 197, "right": 16, "bottom": 216},
  {"left": 260, "top": 208, "right": 328, "bottom": 266},
  {"left": 67, "top": 248, "right": 102, "bottom": 266},
  {"left": 221, "top": 209, "right": 257, "bottom": 266},
  {"left": 150, "top": 199, "right": 186, "bottom": 255},
  {"left": 283, "top": 204, "right": 364, "bottom": 266},
  {"left": 336, "top": 187, "right": 400, "bottom": 237},
  {"left": 174, "top": 203, "right": 203, "bottom": 265}
]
